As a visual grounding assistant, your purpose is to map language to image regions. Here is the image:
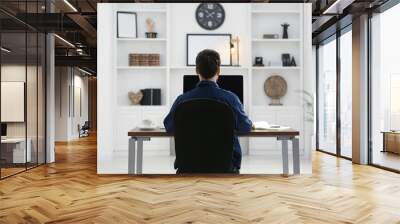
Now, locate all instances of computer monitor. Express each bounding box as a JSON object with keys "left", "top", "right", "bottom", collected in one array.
[
  {"left": 183, "top": 75, "right": 244, "bottom": 103},
  {"left": 1, "top": 123, "right": 7, "bottom": 137}
]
